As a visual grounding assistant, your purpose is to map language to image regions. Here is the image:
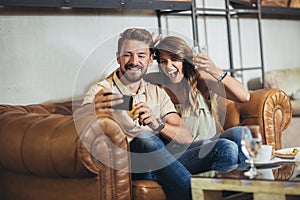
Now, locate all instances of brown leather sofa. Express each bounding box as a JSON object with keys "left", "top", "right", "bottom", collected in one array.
[
  {"left": 0, "top": 88, "right": 291, "bottom": 200},
  {"left": 248, "top": 67, "right": 300, "bottom": 148}
]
